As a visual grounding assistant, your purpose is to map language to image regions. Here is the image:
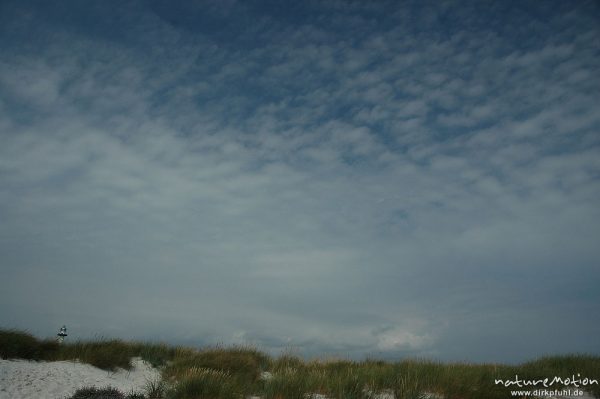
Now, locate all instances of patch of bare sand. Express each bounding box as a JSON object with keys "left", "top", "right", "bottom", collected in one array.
[{"left": 0, "top": 357, "right": 160, "bottom": 399}]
